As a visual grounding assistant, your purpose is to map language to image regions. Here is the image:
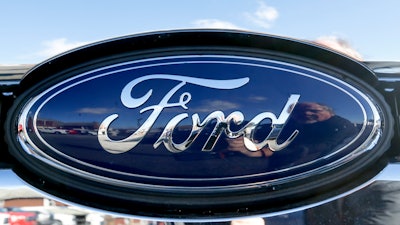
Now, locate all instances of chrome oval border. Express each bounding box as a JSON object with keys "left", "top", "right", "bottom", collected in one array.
[{"left": 16, "top": 54, "right": 383, "bottom": 192}]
